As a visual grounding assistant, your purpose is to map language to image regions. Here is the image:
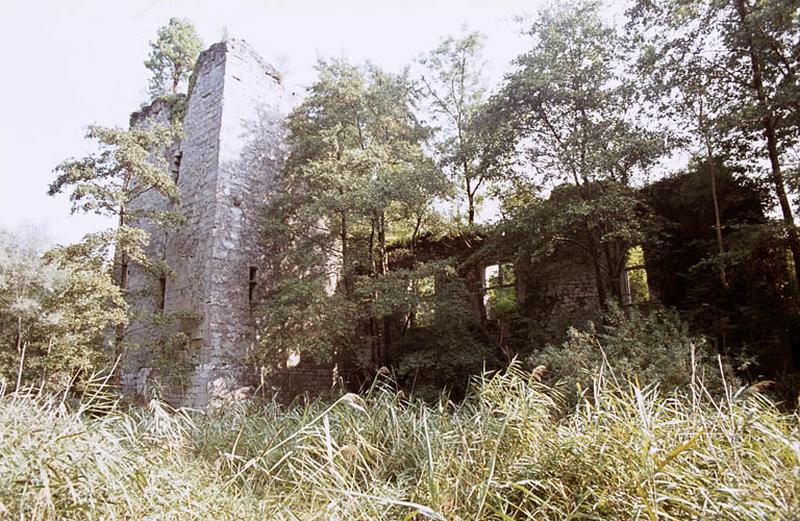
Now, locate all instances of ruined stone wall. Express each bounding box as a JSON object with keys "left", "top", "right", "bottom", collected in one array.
[
  {"left": 517, "top": 252, "right": 601, "bottom": 346},
  {"left": 262, "top": 359, "right": 338, "bottom": 402},
  {"left": 122, "top": 40, "right": 292, "bottom": 407},
  {"left": 120, "top": 41, "right": 613, "bottom": 407},
  {"left": 203, "top": 39, "right": 287, "bottom": 404},
  {"left": 121, "top": 97, "right": 179, "bottom": 398}
]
